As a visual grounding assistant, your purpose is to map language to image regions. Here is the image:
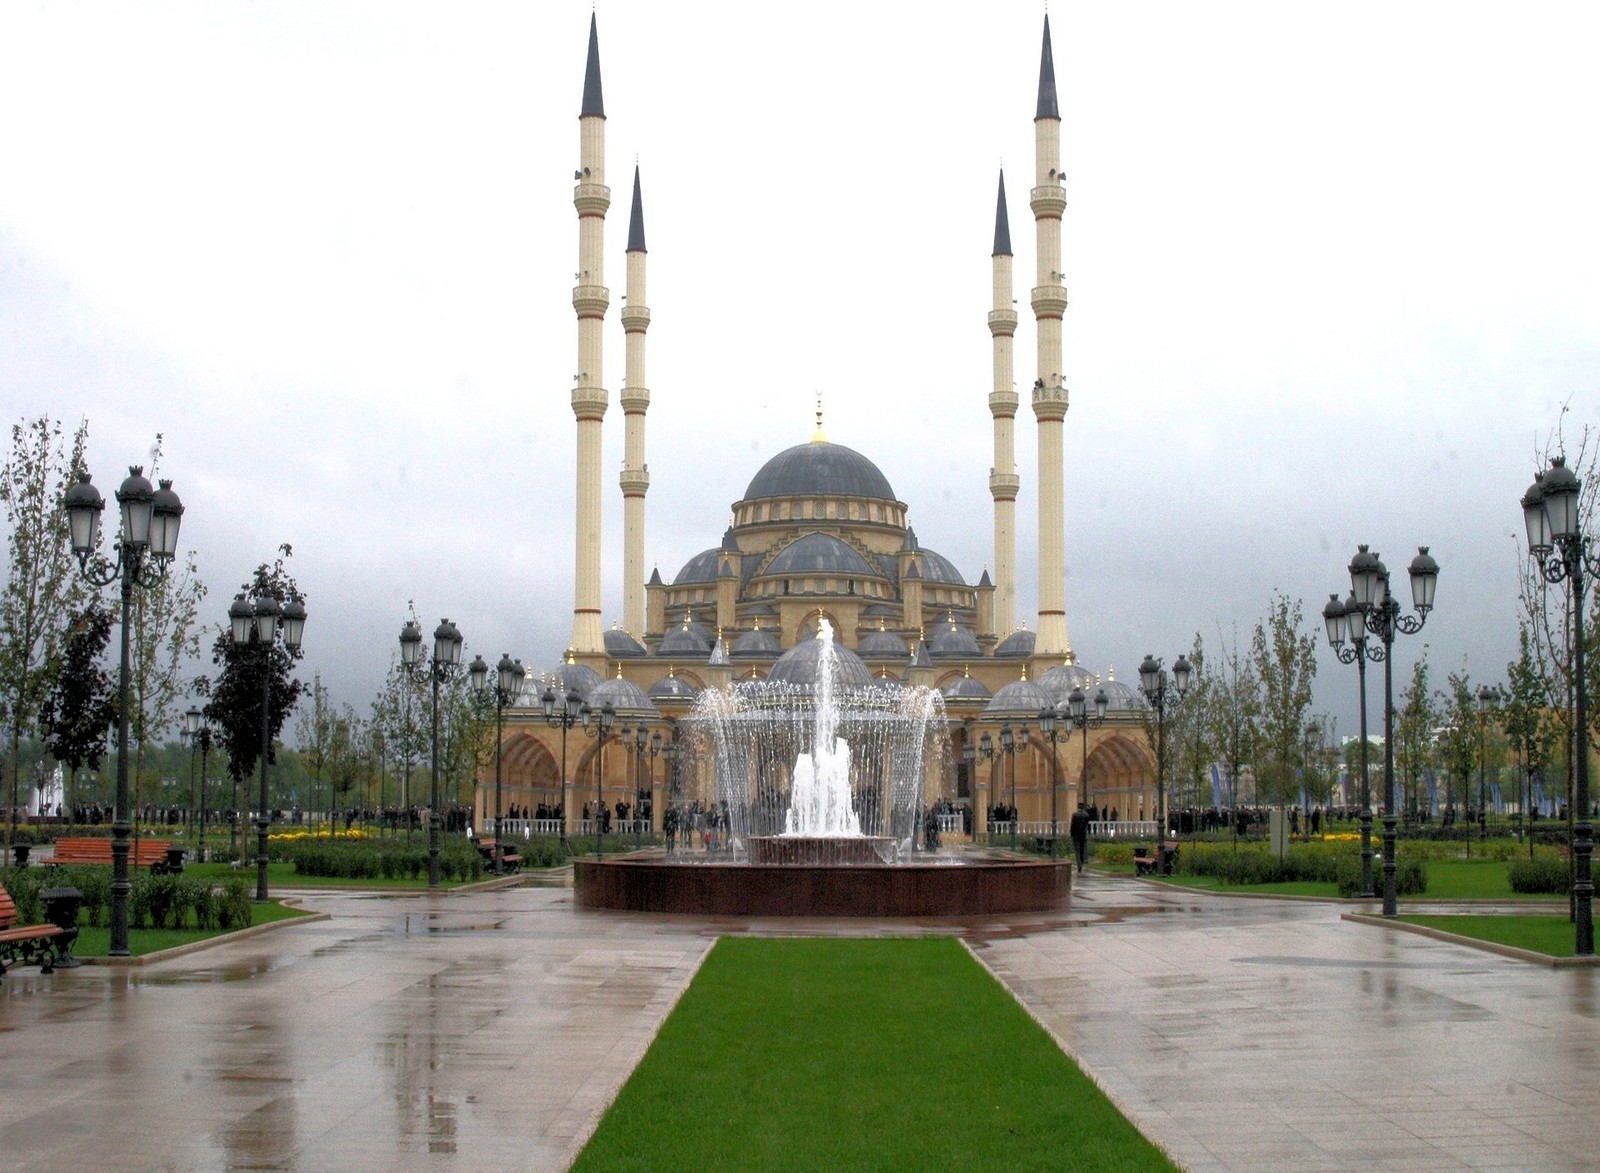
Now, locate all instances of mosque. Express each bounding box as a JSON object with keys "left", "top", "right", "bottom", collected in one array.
[{"left": 476, "top": 14, "right": 1161, "bottom": 839}]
